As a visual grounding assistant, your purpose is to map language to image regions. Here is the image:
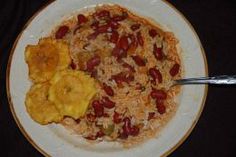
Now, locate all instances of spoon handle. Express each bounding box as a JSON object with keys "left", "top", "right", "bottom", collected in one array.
[{"left": 175, "top": 75, "right": 236, "bottom": 85}]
